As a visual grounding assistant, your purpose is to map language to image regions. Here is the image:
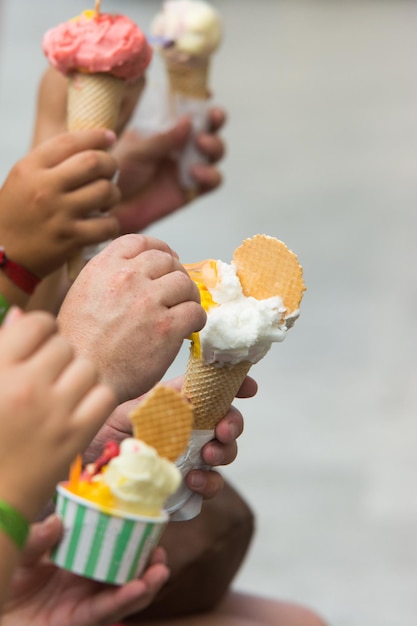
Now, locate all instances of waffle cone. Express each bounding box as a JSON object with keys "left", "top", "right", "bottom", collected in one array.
[
  {"left": 163, "top": 55, "right": 210, "bottom": 100},
  {"left": 66, "top": 72, "right": 124, "bottom": 281},
  {"left": 67, "top": 72, "right": 125, "bottom": 131},
  {"left": 129, "top": 385, "right": 193, "bottom": 462},
  {"left": 182, "top": 351, "right": 251, "bottom": 430},
  {"left": 233, "top": 235, "right": 306, "bottom": 316}
]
